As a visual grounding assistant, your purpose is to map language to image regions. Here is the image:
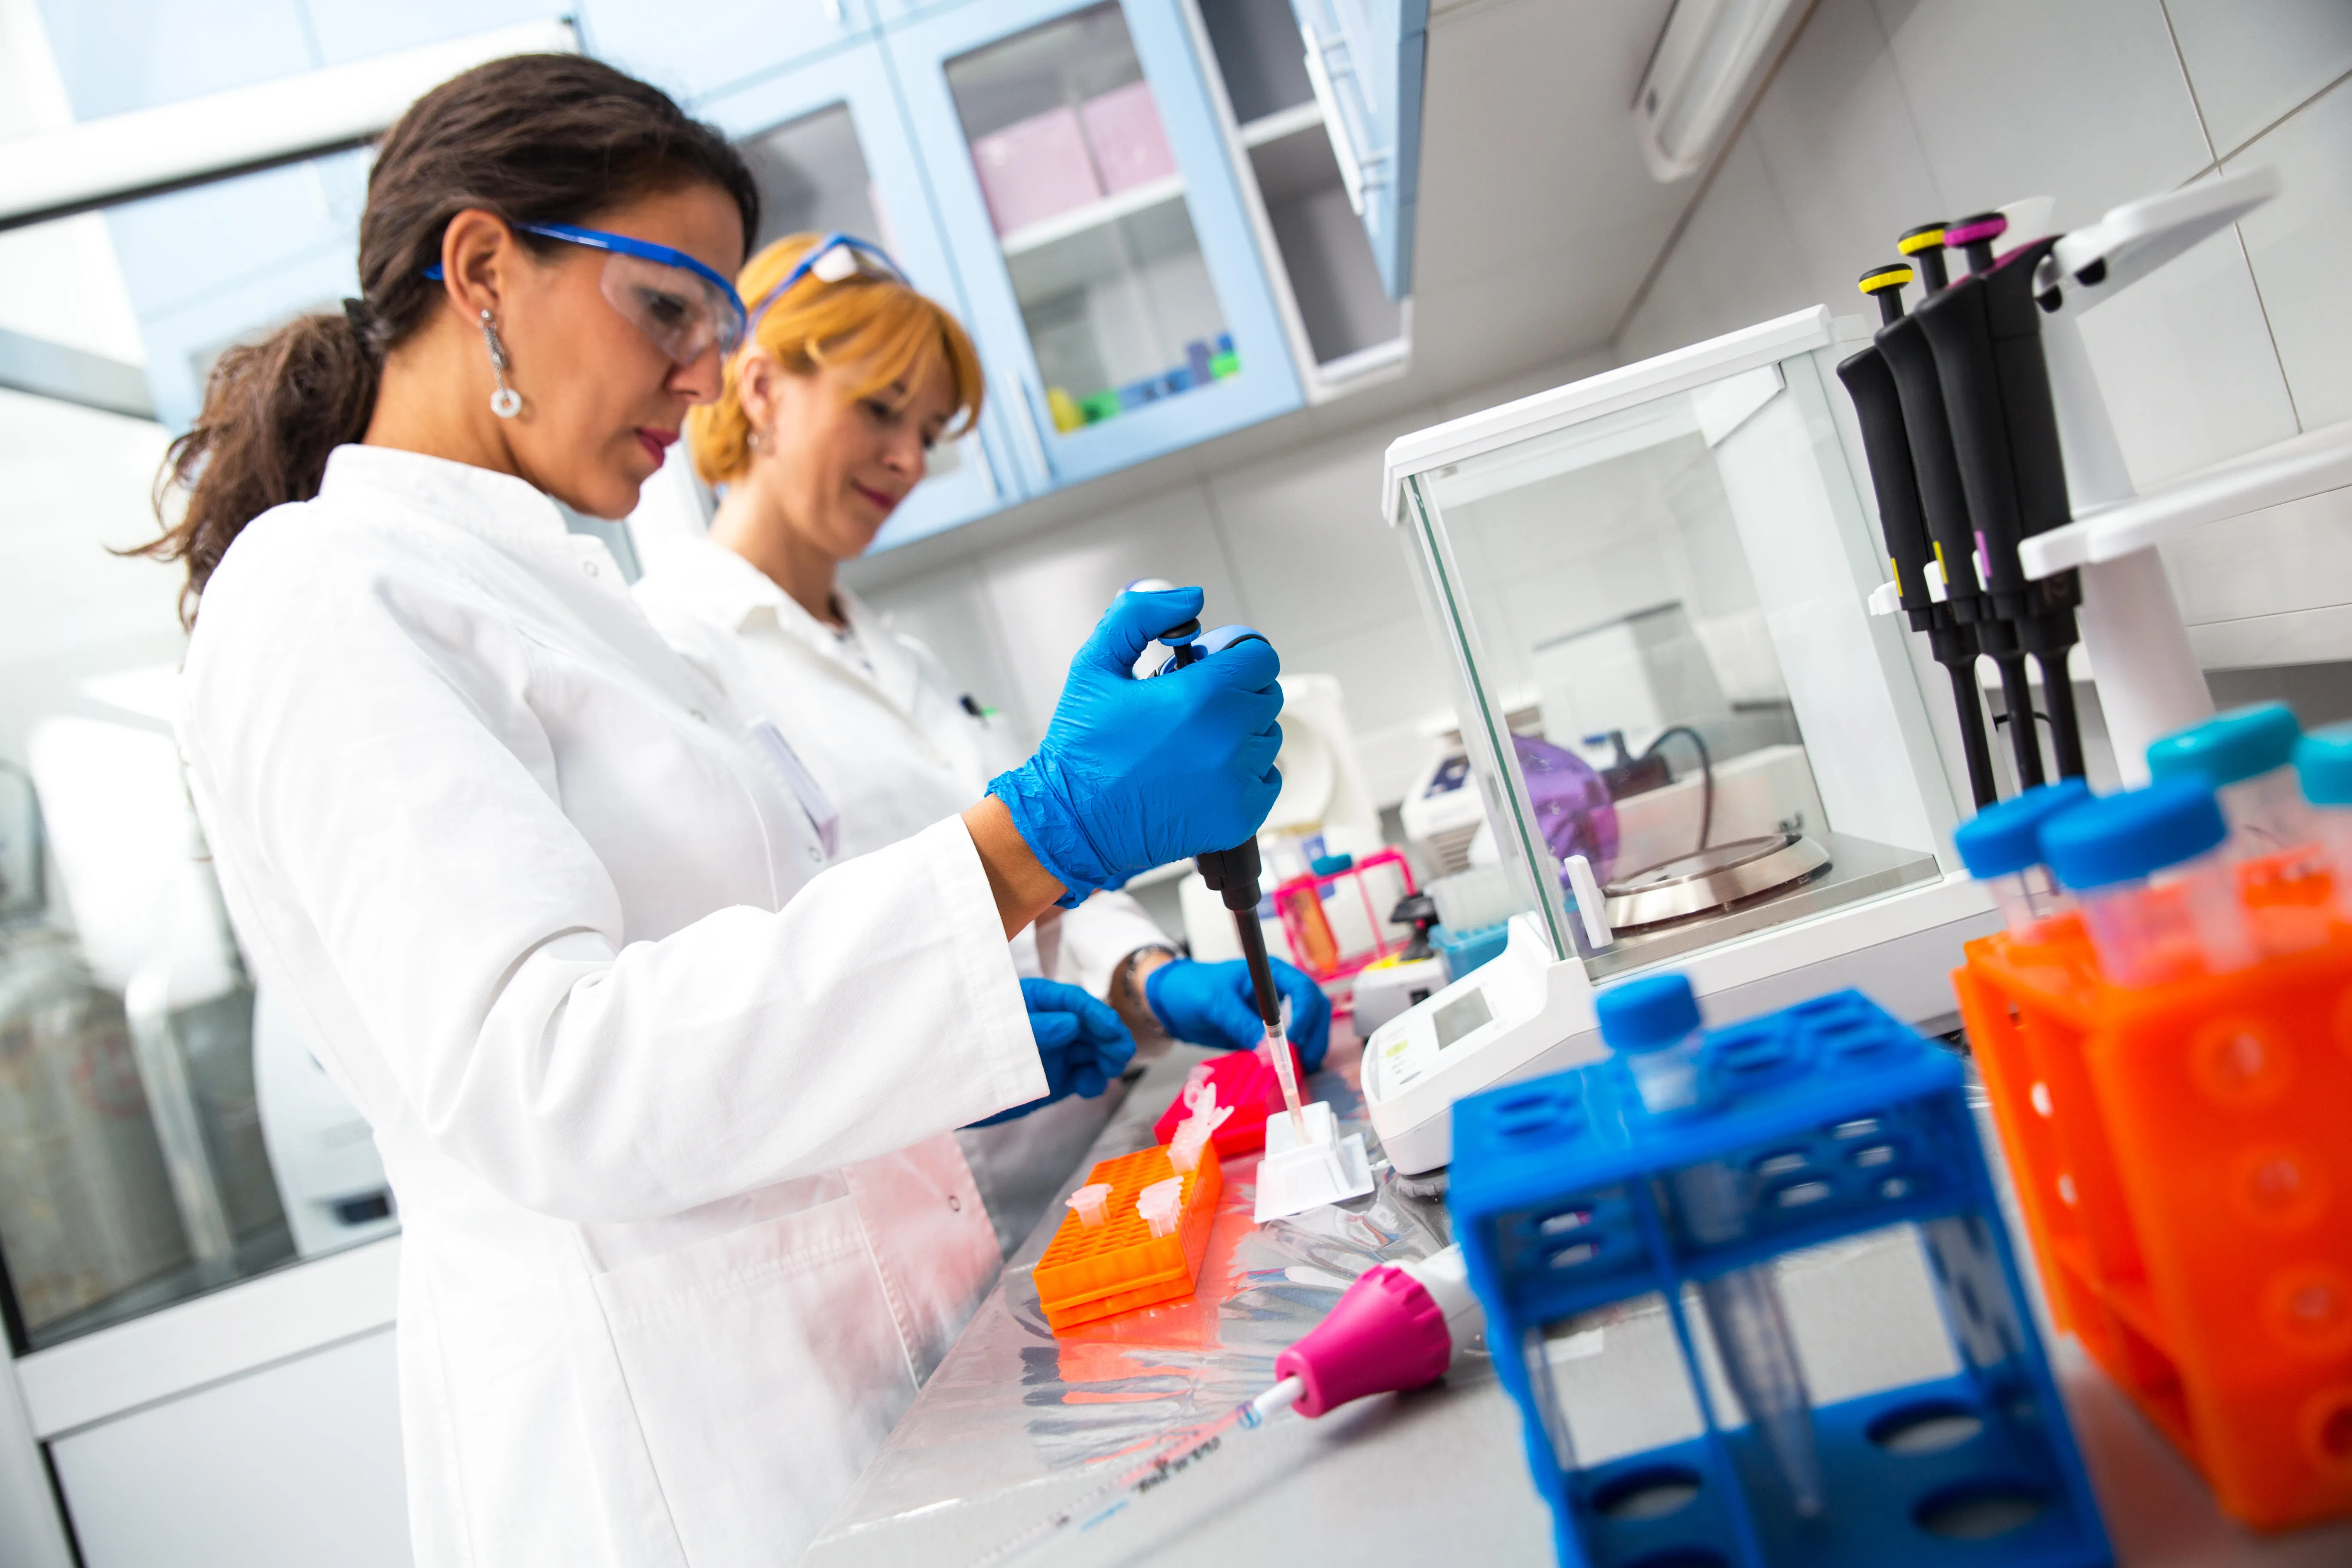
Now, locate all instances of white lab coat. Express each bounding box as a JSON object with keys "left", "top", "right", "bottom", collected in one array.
[
  {"left": 177, "top": 446, "right": 1039, "bottom": 1568},
  {"left": 633, "top": 536, "right": 1170, "bottom": 1250}
]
